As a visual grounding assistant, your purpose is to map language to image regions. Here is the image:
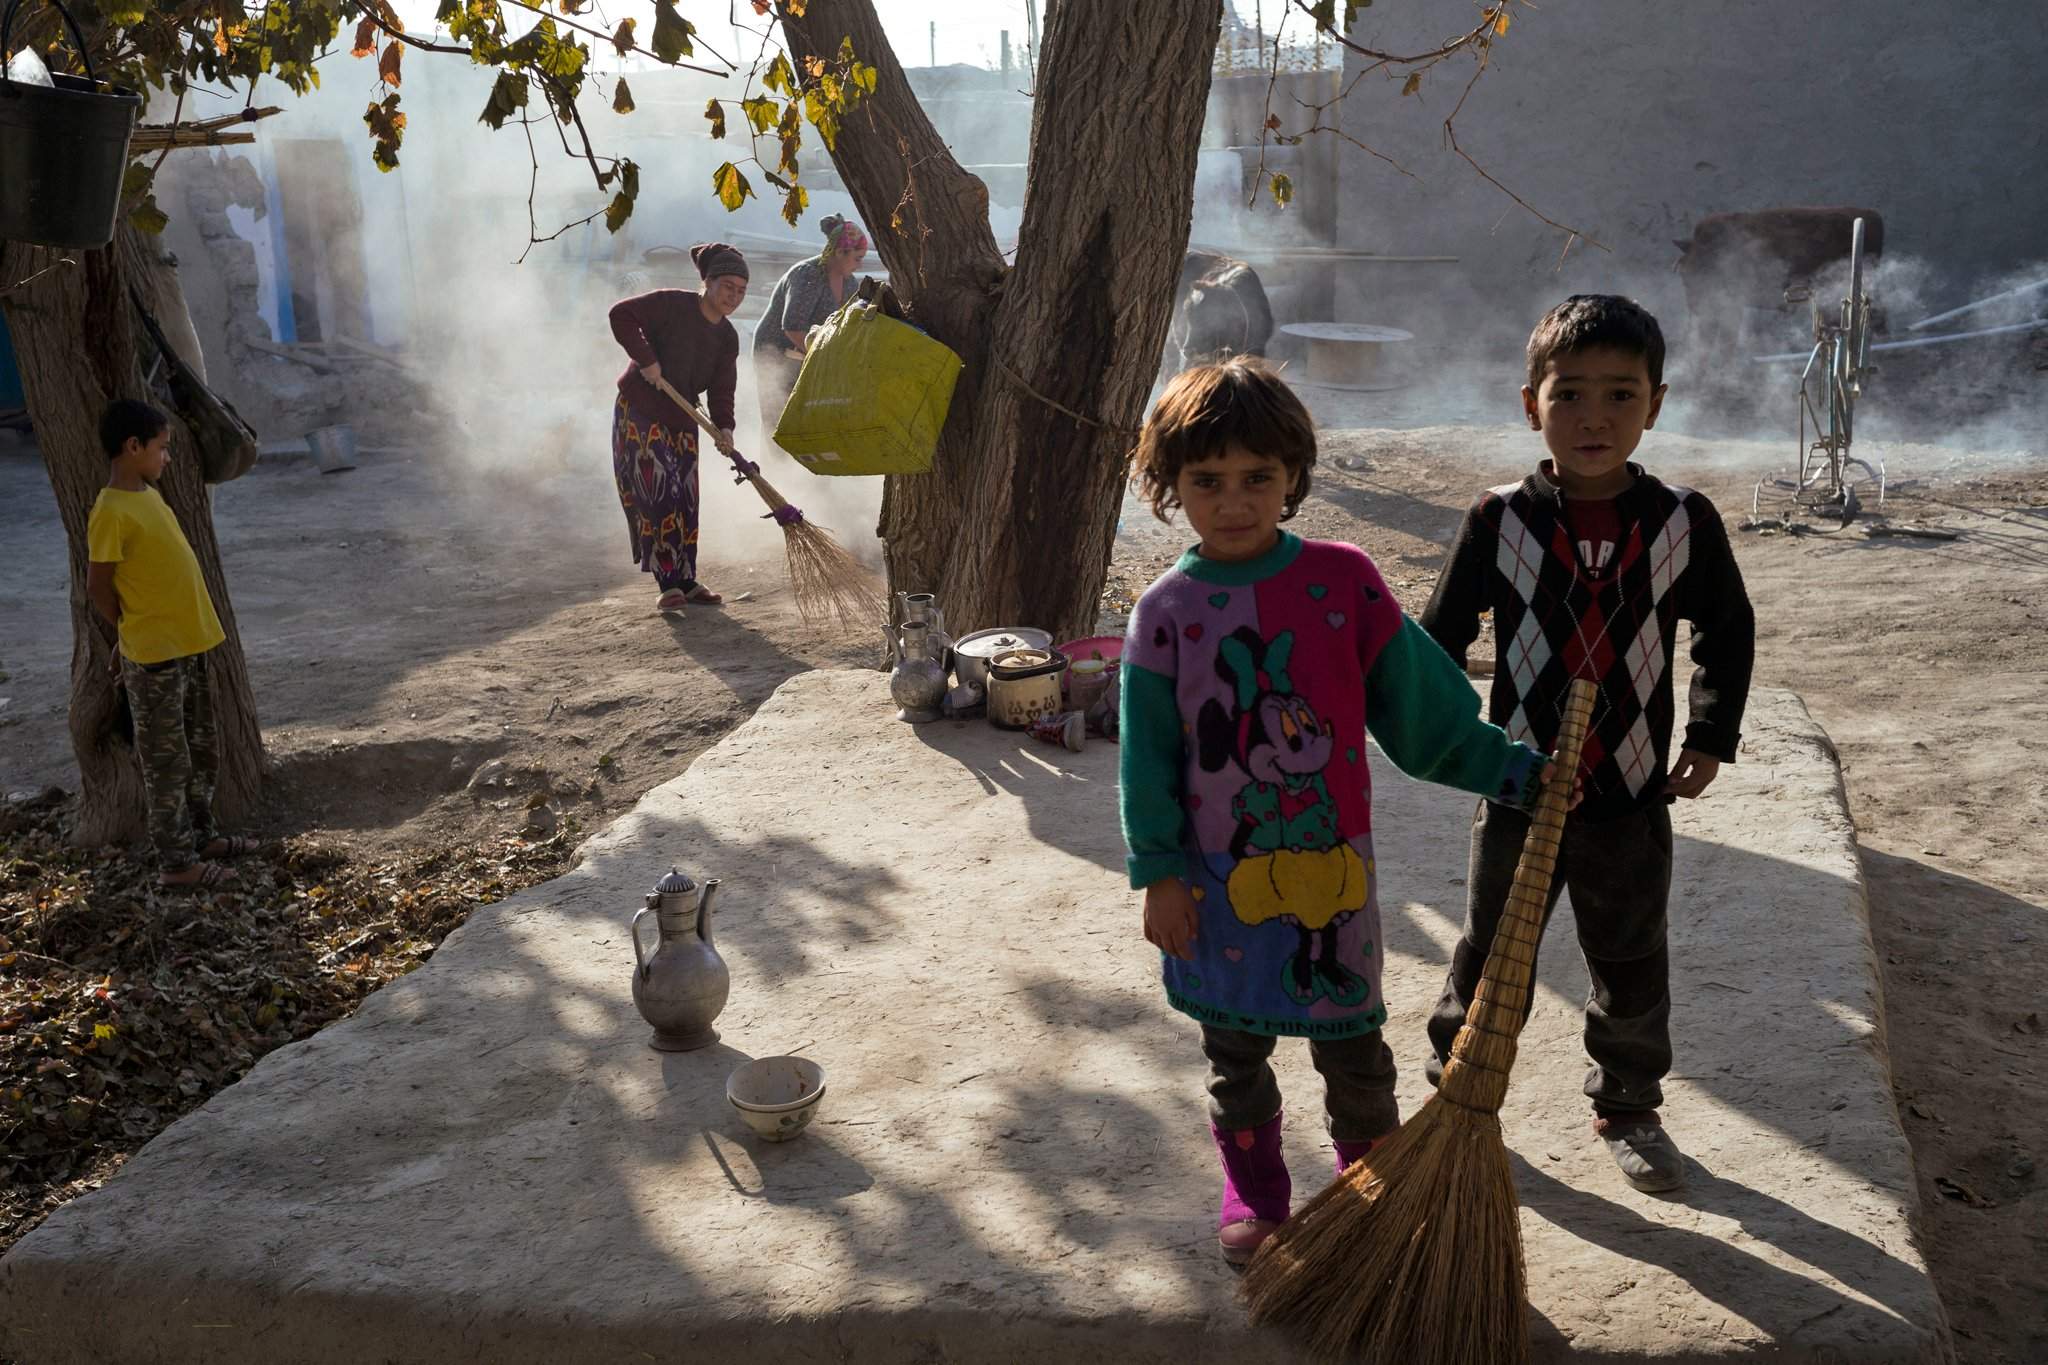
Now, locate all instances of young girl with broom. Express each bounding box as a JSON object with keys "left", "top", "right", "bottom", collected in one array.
[{"left": 1119, "top": 358, "right": 1570, "bottom": 1266}]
